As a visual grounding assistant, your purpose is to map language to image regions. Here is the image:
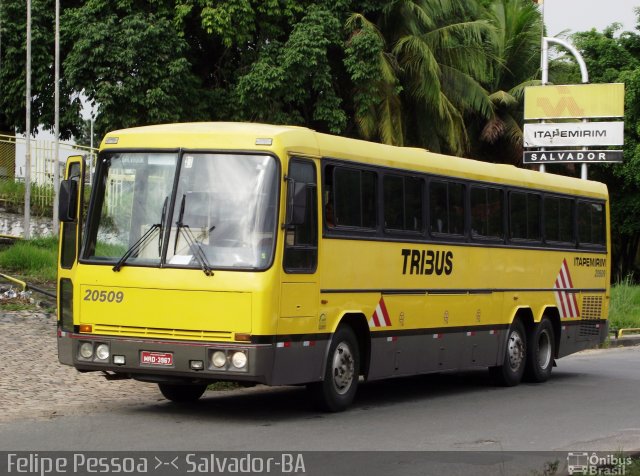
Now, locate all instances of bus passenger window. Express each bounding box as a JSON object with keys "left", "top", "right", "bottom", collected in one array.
[
  {"left": 509, "top": 192, "right": 541, "bottom": 241},
  {"left": 544, "top": 196, "right": 574, "bottom": 243},
  {"left": 429, "top": 181, "right": 465, "bottom": 236},
  {"left": 470, "top": 186, "right": 503, "bottom": 239},
  {"left": 578, "top": 201, "right": 606, "bottom": 246},
  {"left": 384, "top": 175, "right": 404, "bottom": 230},
  {"left": 384, "top": 175, "right": 423, "bottom": 233},
  {"left": 332, "top": 167, "right": 377, "bottom": 229}
]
